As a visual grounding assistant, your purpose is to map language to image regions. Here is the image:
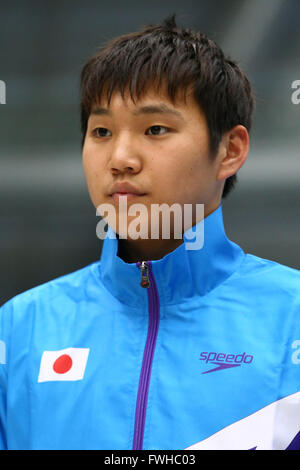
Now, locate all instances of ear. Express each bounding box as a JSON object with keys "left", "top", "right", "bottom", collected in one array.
[{"left": 216, "top": 125, "right": 249, "bottom": 181}]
